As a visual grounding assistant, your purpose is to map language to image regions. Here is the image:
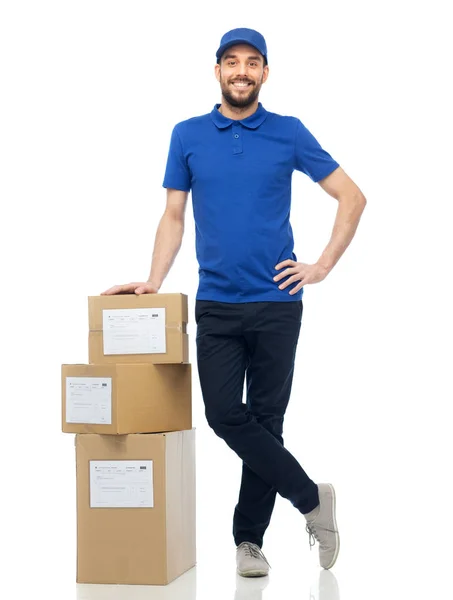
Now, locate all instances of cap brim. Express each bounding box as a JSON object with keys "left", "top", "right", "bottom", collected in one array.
[{"left": 216, "top": 39, "right": 265, "bottom": 60}]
